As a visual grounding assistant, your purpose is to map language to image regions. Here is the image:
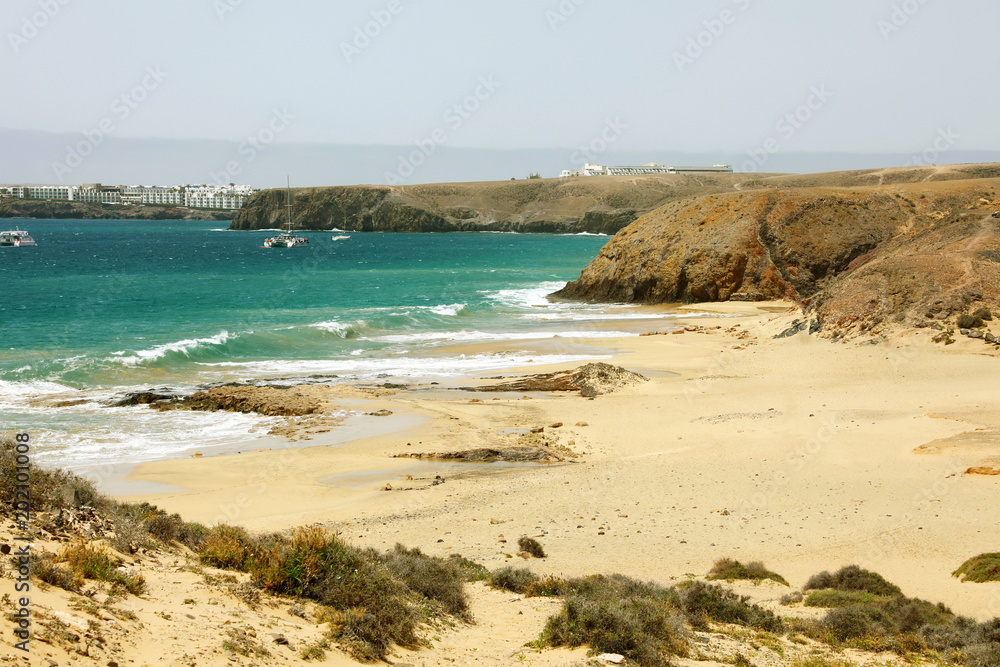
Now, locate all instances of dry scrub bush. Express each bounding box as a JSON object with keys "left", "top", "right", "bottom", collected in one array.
[{"left": 707, "top": 557, "right": 789, "bottom": 586}]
